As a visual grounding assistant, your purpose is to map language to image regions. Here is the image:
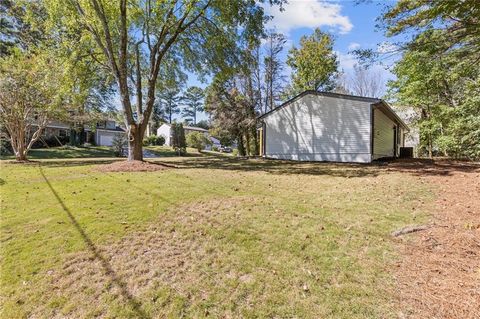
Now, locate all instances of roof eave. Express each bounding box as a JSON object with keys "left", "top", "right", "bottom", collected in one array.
[
  {"left": 257, "top": 90, "right": 382, "bottom": 120},
  {"left": 373, "top": 101, "right": 410, "bottom": 132}
]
